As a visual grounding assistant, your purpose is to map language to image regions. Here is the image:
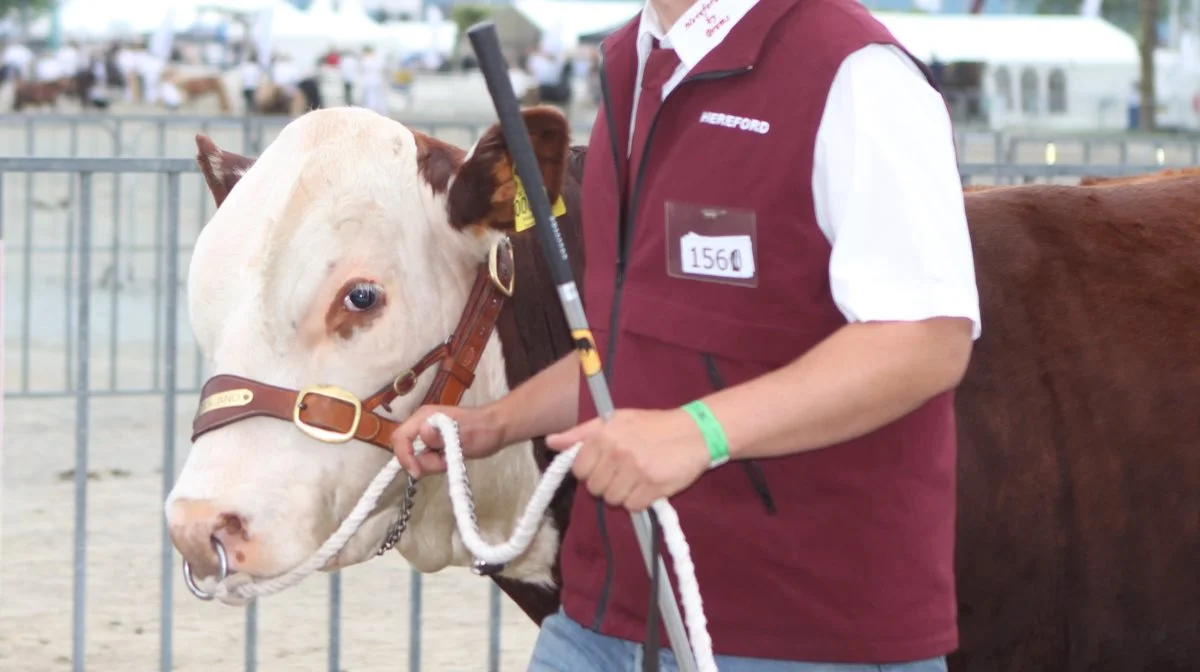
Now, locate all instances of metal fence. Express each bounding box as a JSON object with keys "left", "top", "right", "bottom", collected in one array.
[
  {"left": 0, "top": 113, "right": 598, "bottom": 160},
  {"left": 1, "top": 155, "right": 515, "bottom": 672},
  {"left": 2, "top": 117, "right": 1197, "bottom": 671},
  {"left": 0, "top": 111, "right": 1196, "bottom": 164}
]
